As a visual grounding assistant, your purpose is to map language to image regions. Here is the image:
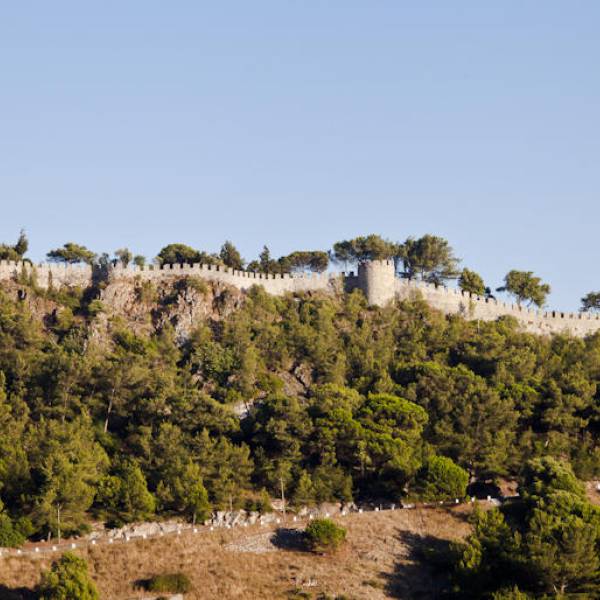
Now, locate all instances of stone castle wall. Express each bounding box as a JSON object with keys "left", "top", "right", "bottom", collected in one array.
[
  {"left": 0, "top": 260, "right": 92, "bottom": 289},
  {"left": 108, "top": 262, "right": 338, "bottom": 295},
  {"left": 1, "top": 259, "right": 598, "bottom": 337}
]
